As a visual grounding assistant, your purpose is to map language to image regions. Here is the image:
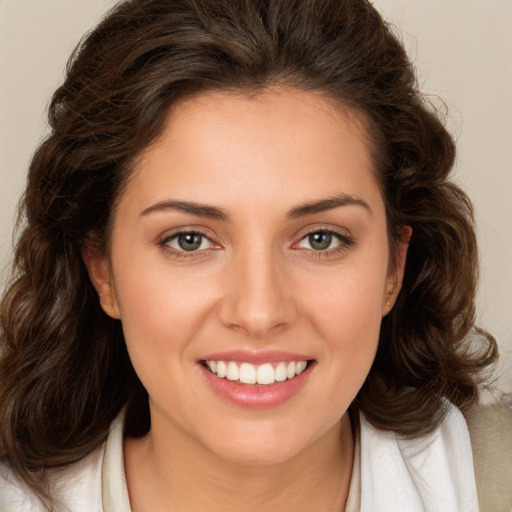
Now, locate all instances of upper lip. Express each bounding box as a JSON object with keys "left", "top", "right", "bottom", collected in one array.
[{"left": 200, "top": 350, "right": 313, "bottom": 364}]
